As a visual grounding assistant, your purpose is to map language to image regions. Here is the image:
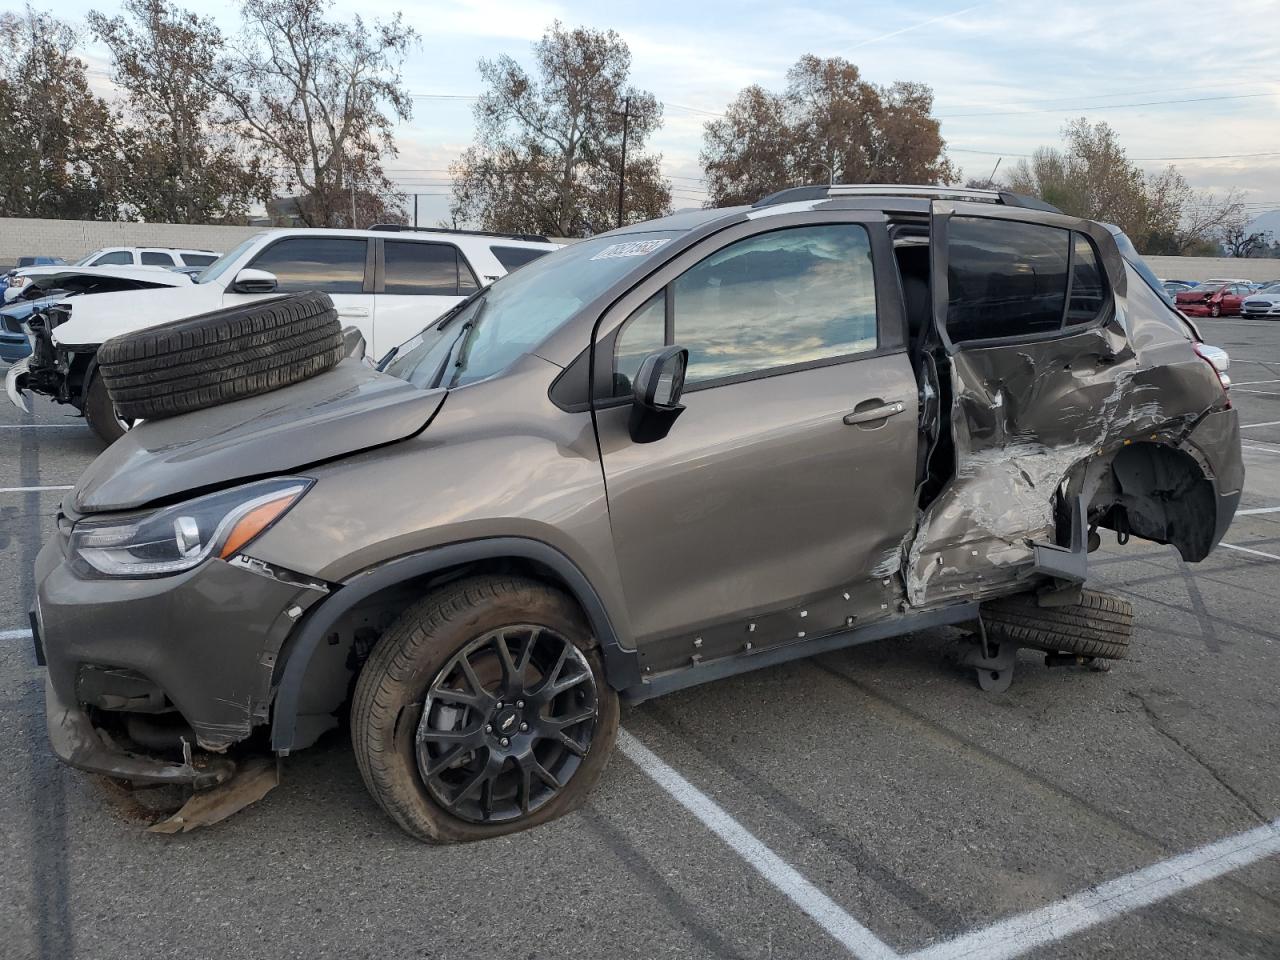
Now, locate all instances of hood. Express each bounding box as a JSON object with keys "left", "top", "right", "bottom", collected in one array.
[
  {"left": 73, "top": 359, "right": 444, "bottom": 513},
  {"left": 50, "top": 283, "right": 224, "bottom": 347},
  {"left": 1244, "top": 294, "right": 1280, "bottom": 304}
]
